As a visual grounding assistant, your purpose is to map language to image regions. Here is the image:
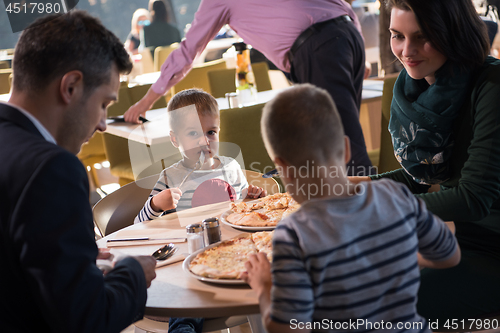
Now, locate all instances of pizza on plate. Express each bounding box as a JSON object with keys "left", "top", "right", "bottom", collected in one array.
[
  {"left": 189, "top": 231, "right": 273, "bottom": 280},
  {"left": 226, "top": 193, "right": 300, "bottom": 227}
]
